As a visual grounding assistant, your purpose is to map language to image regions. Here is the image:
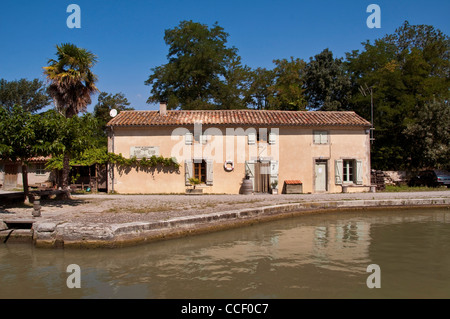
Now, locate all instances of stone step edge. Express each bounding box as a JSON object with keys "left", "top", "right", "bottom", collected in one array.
[{"left": 30, "top": 197, "right": 450, "bottom": 248}]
